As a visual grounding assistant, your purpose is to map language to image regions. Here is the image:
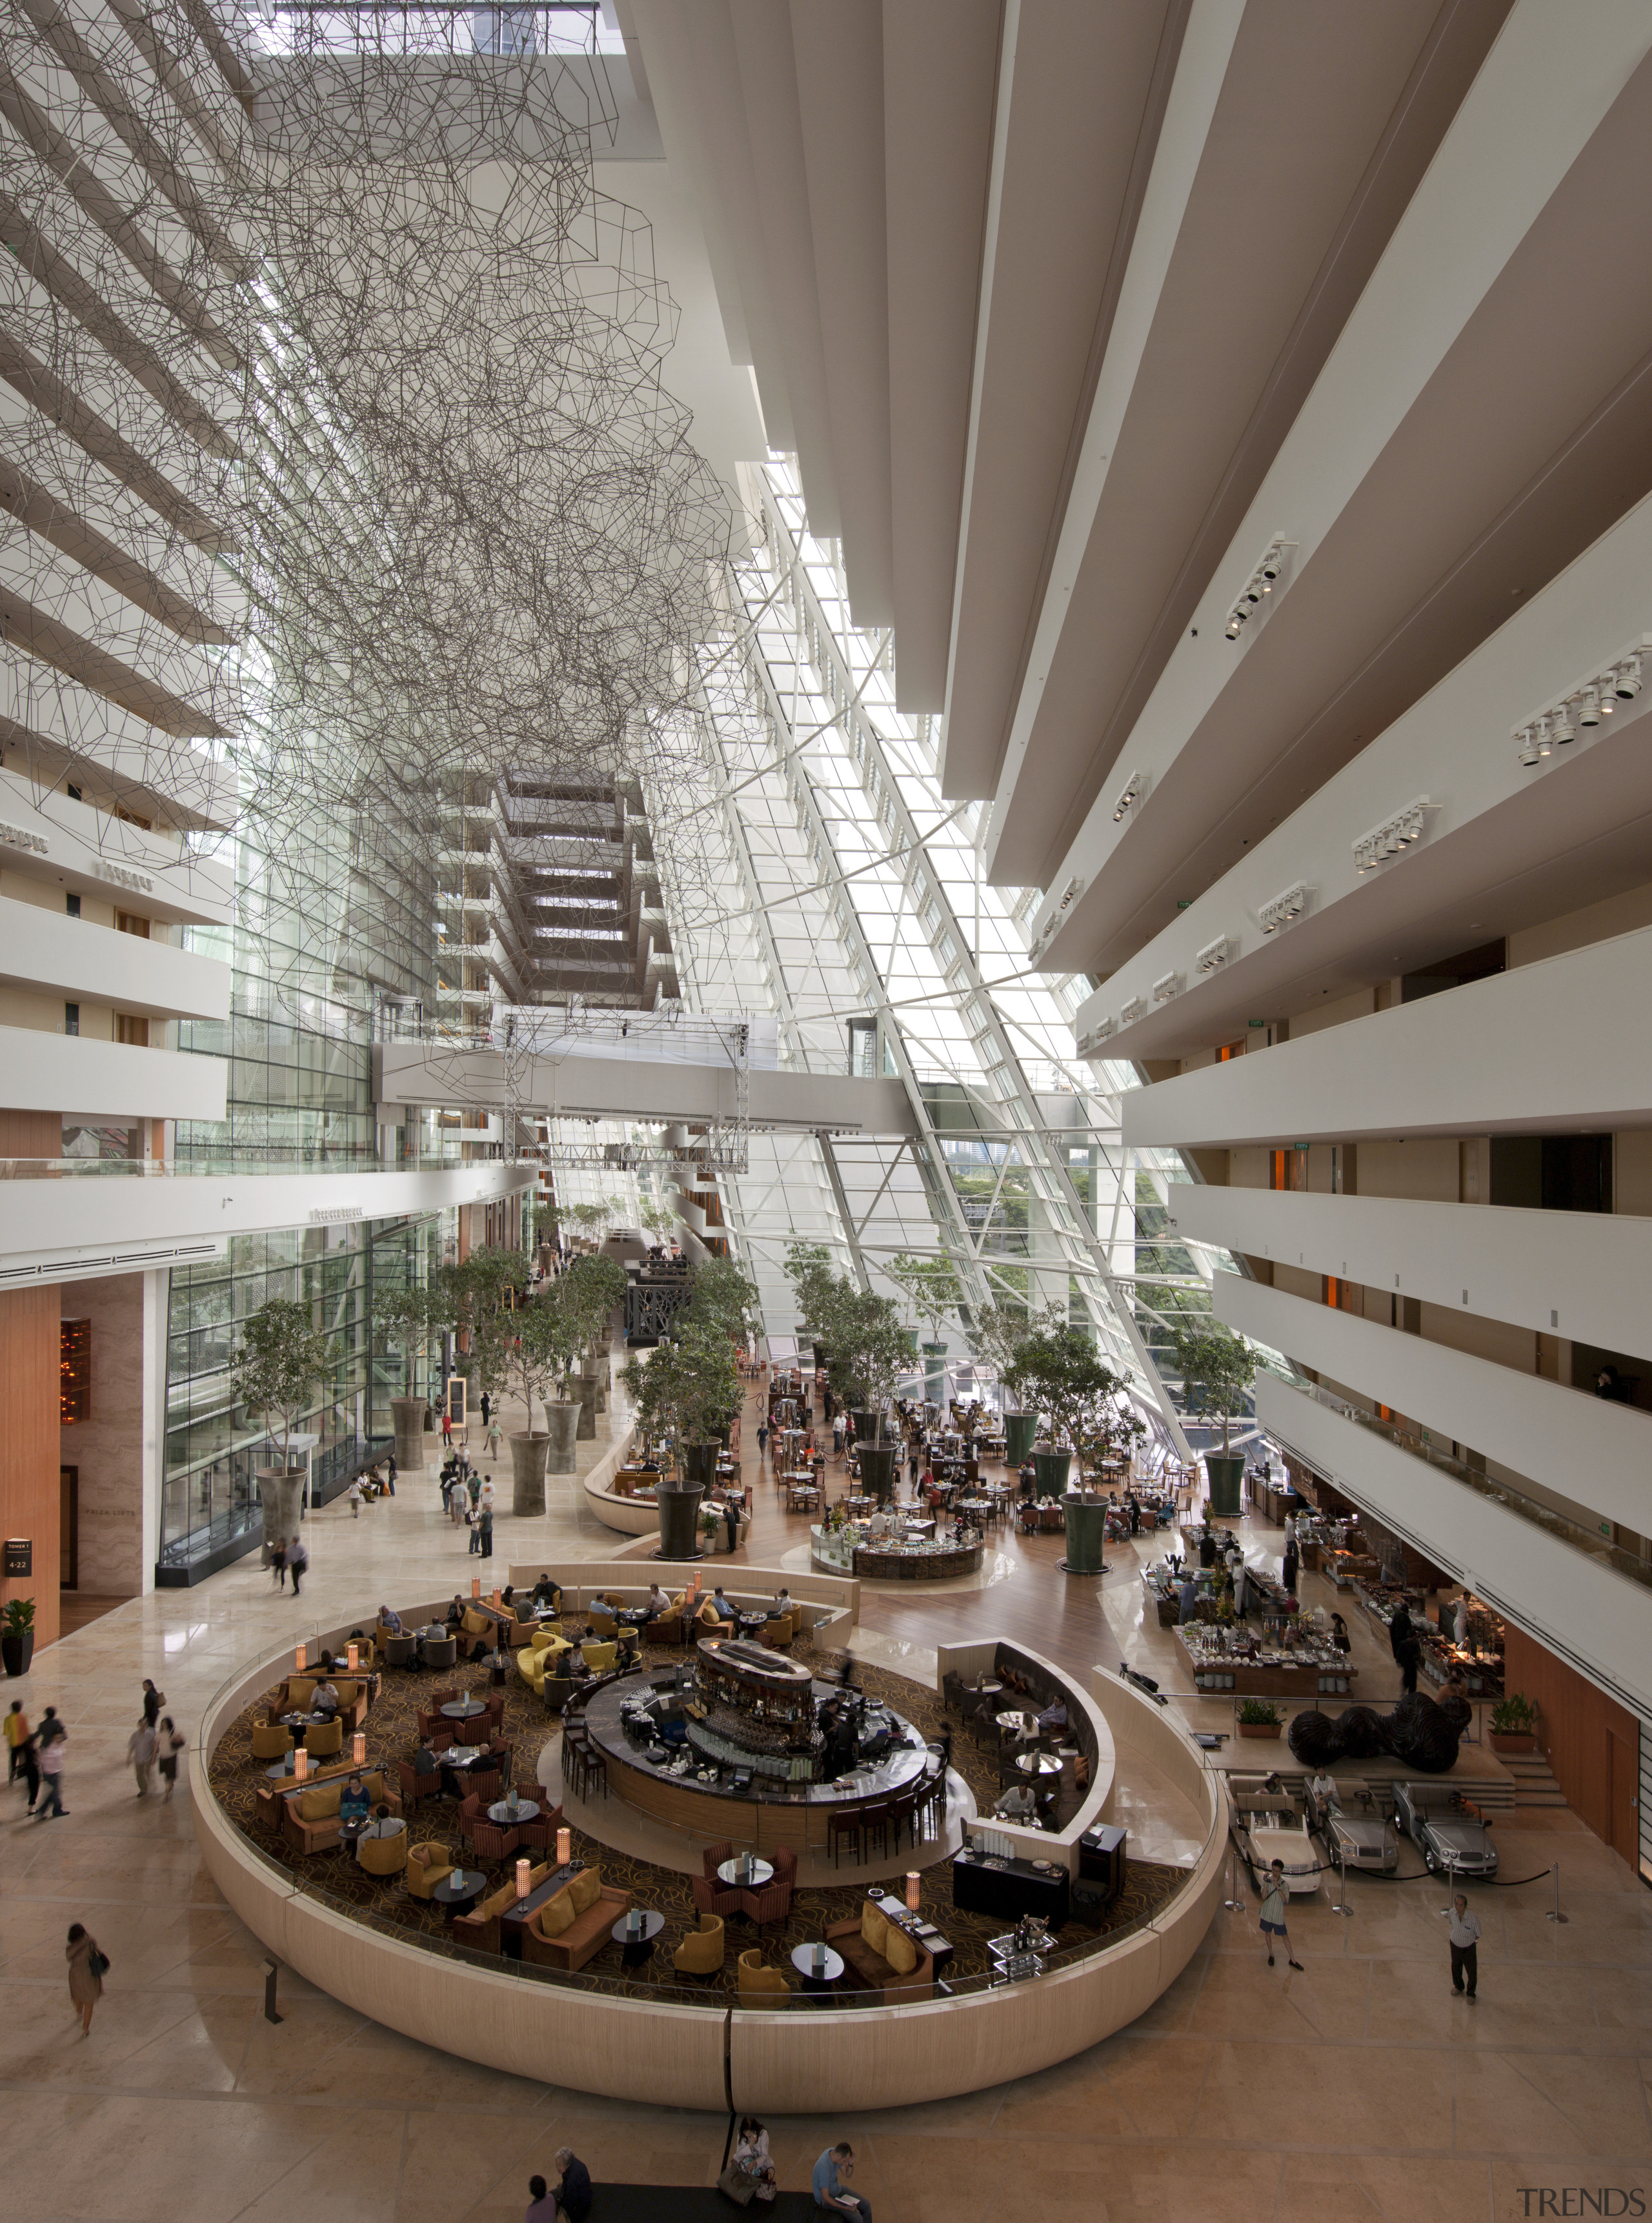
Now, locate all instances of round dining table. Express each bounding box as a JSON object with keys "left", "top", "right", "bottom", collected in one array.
[
  {"left": 441, "top": 1698, "right": 487, "bottom": 1721},
  {"left": 489, "top": 1798, "right": 538, "bottom": 1824},
  {"left": 1014, "top": 1749, "right": 1063, "bottom": 1778},
  {"left": 717, "top": 1855, "right": 774, "bottom": 1890}
]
